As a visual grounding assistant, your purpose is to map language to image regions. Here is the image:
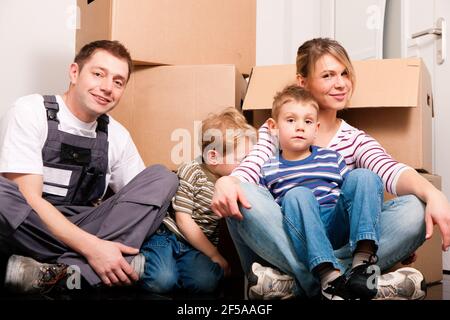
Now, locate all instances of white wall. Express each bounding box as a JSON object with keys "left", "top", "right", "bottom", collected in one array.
[
  {"left": 256, "top": 0, "right": 326, "bottom": 66},
  {"left": 0, "top": 0, "right": 76, "bottom": 118}
]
